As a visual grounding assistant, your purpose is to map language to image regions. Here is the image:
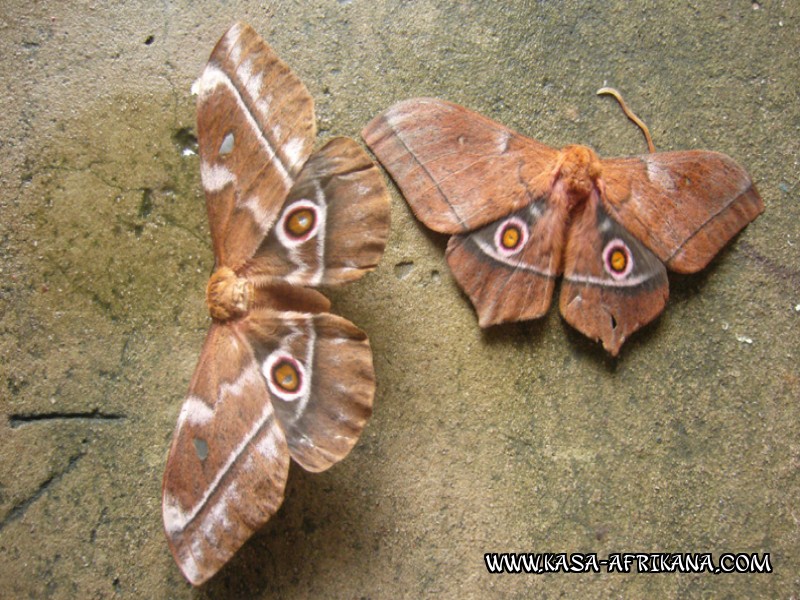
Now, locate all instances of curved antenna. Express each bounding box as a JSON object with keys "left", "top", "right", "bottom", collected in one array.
[{"left": 597, "top": 87, "right": 656, "bottom": 153}]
